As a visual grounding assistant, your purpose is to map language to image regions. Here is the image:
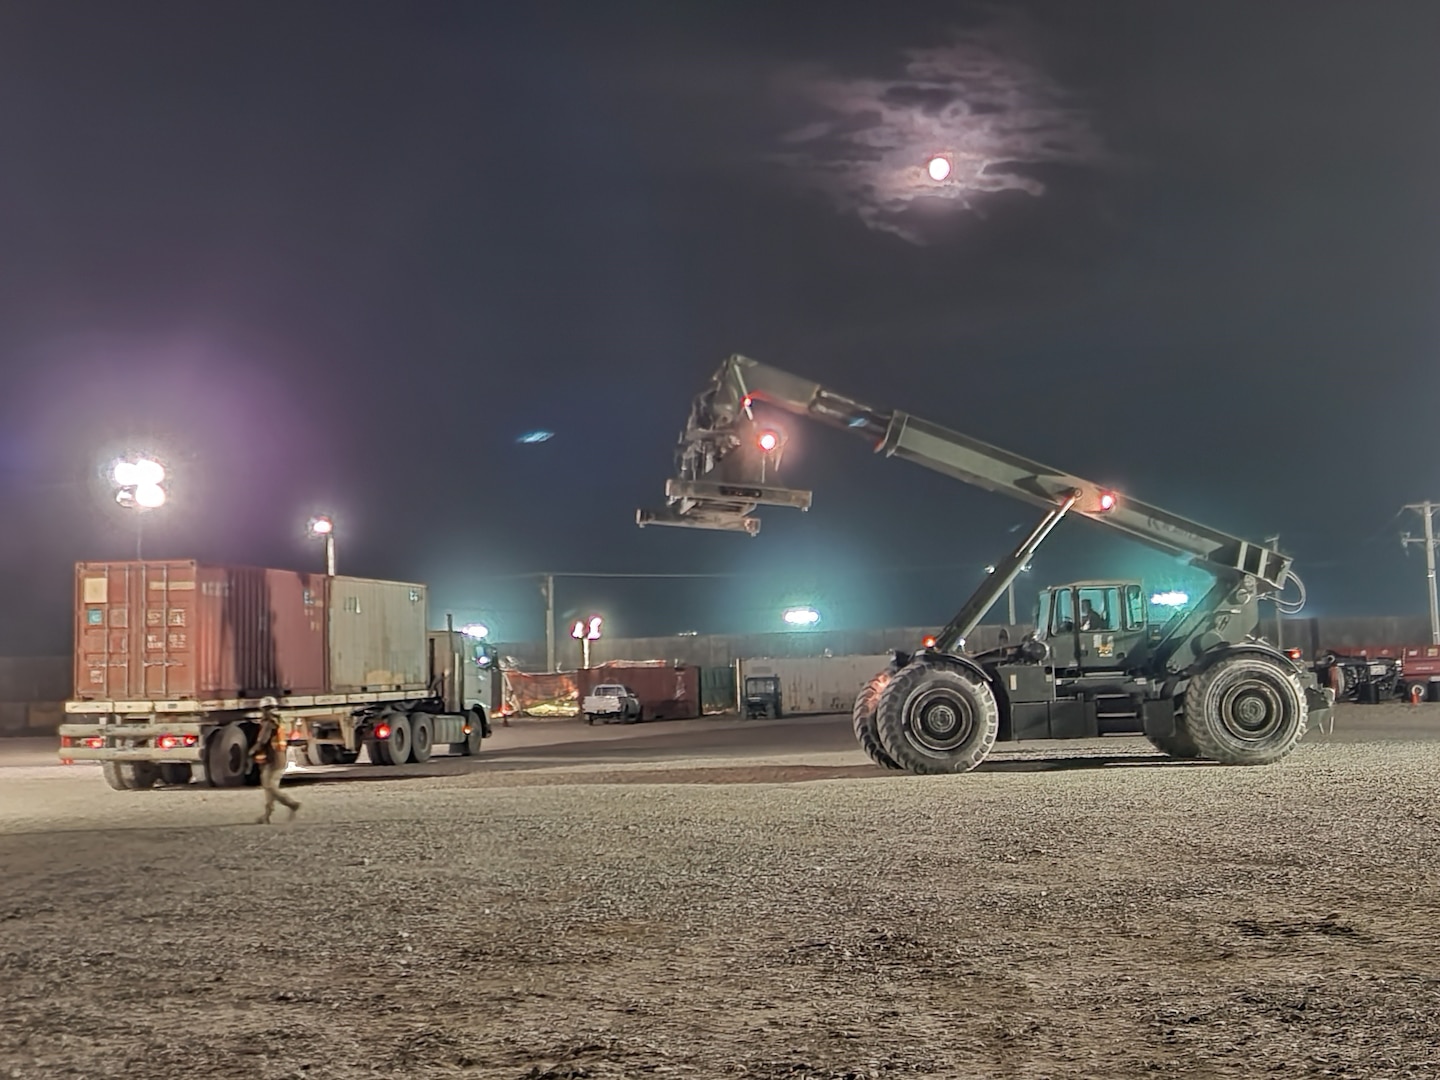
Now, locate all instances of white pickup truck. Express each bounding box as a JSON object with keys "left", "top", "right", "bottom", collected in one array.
[{"left": 582, "top": 684, "right": 642, "bottom": 724}]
